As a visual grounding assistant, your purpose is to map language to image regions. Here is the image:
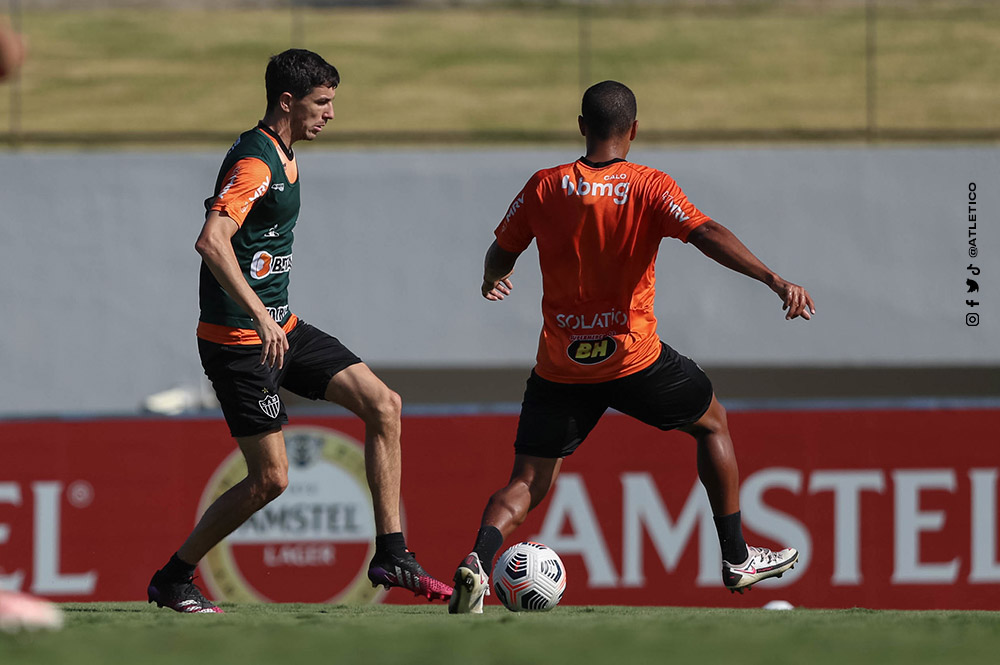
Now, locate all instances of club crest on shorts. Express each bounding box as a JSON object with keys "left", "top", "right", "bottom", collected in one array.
[
  {"left": 258, "top": 392, "right": 280, "bottom": 419},
  {"left": 567, "top": 337, "right": 617, "bottom": 365}
]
